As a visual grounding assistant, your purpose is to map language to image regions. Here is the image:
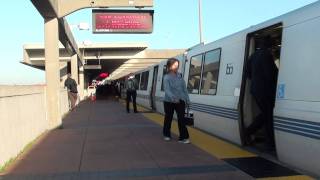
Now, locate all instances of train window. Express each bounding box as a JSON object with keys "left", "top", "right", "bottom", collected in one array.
[
  {"left": 140, "top": 71, "right": 149, "bottom": 91},
  {"left": 200, "top": 49, "right": 221, "bottom": 95},
  {"left": 161, "top": 65, "right": 167, "bottom": 91},
  {"left": 135, "top": 74, "right": 141, "bottom": 88},
  {"left": 187, "top": 54, "right": 203, "bottom": 94}
]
